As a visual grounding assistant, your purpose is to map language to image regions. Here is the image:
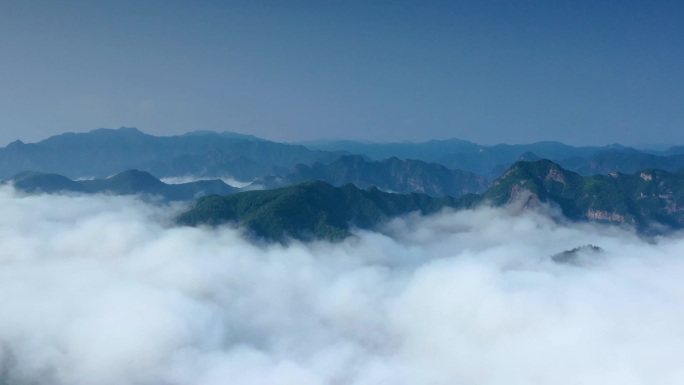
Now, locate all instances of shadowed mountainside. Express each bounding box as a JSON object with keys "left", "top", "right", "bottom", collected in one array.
[{"left": 251, "top": 155, "right": 488, "bottom": 197}]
